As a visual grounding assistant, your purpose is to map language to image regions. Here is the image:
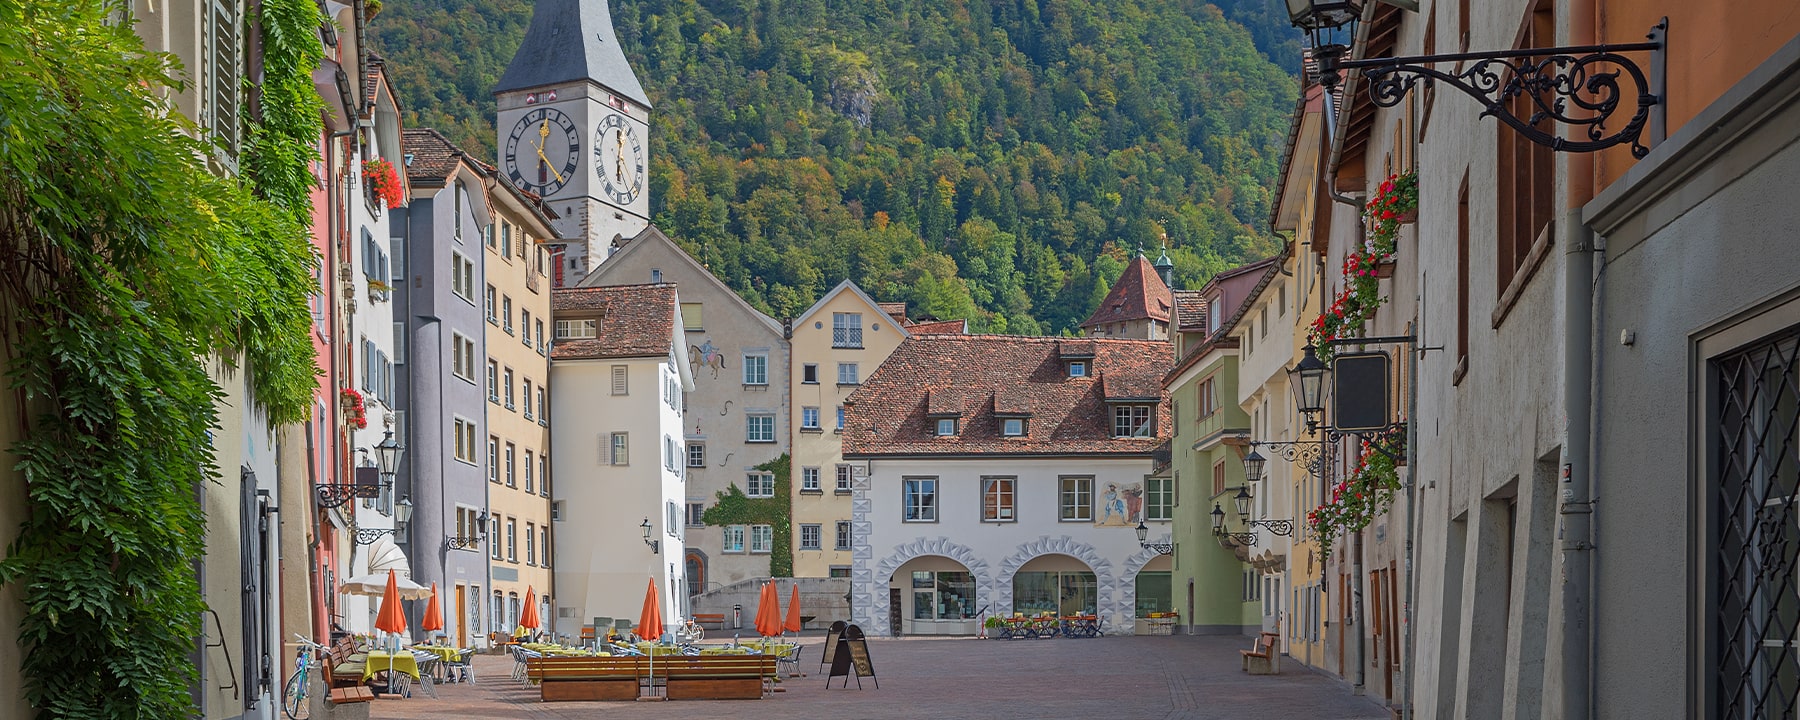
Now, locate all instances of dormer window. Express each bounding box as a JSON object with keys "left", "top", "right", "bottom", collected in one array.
[
  {"left": 1069, "top": 361, "right": 1088, "bottom": 377},
  {"left": 1002, "top": 418, "right": 1026, "bottom": 437},
  {"left": 935, "top": 418, "right": 957, "bottom": 436},
  {"left": 555, "top": 318, "right": 597, "bottom": 339},
  {"left": 1112, "top": 405, "right": 1153, "bottom": 437}
]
